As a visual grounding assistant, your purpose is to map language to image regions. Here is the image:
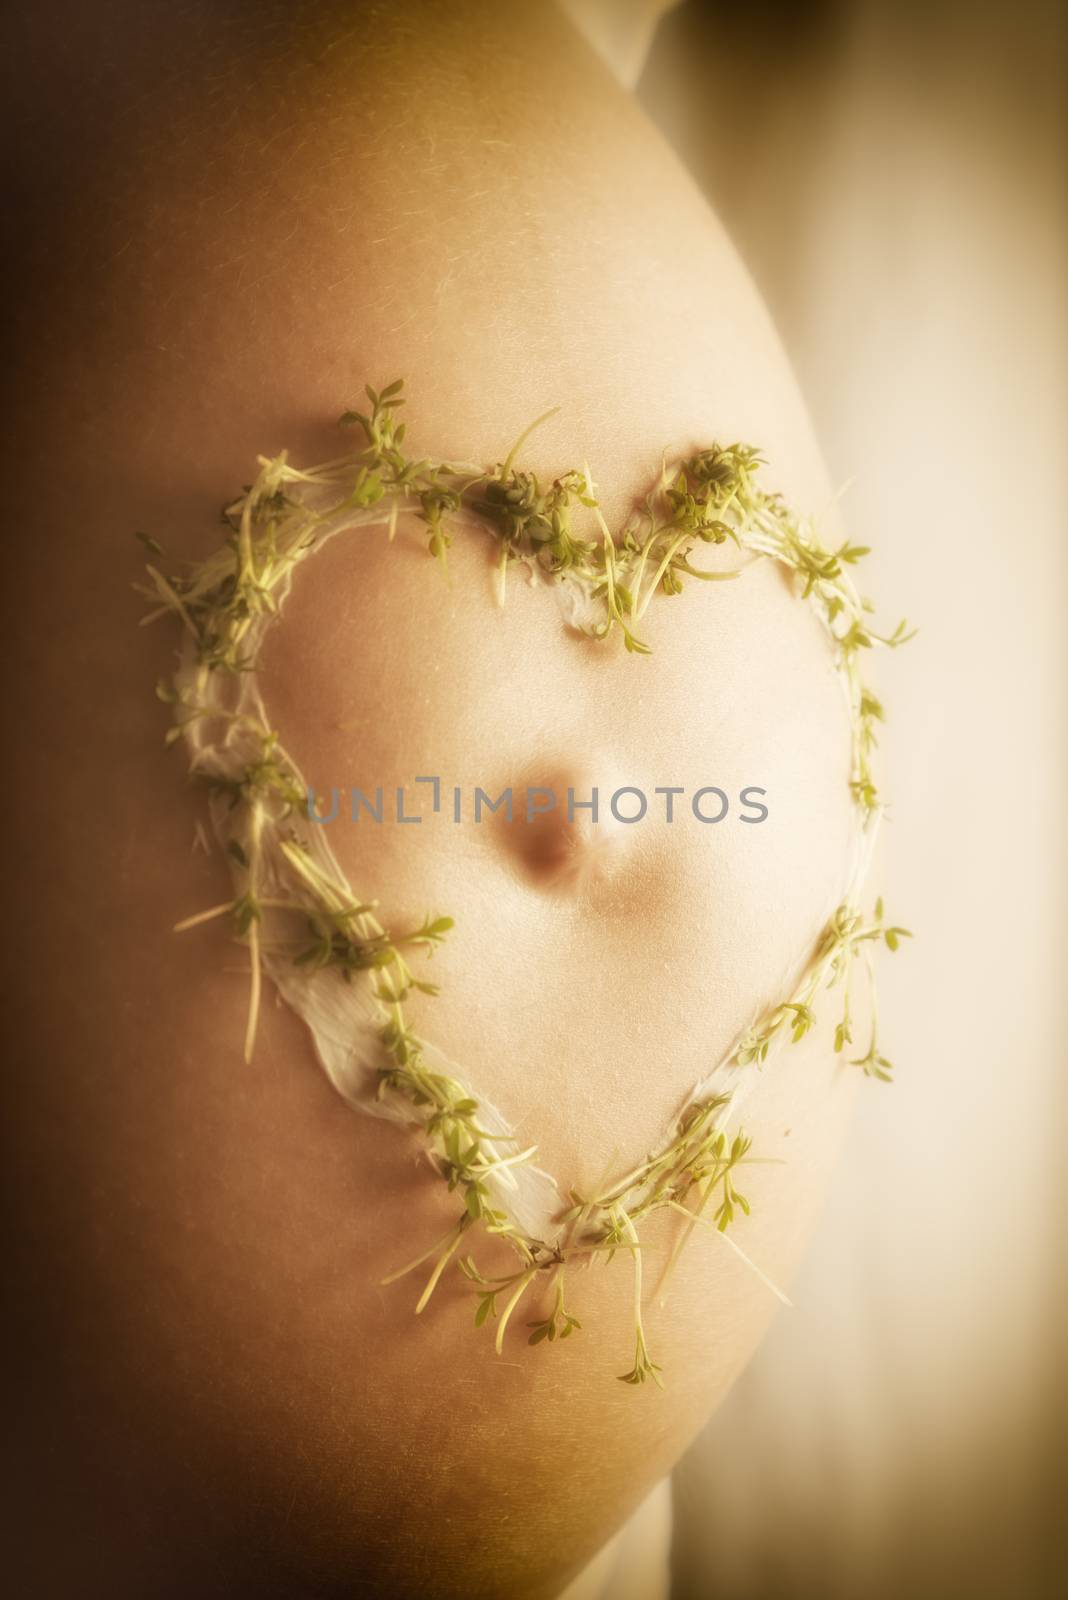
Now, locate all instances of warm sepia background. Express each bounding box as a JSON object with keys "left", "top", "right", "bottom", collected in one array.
[{"left": 582, "top": 0, "right": 1068, "bottom": 1594}]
